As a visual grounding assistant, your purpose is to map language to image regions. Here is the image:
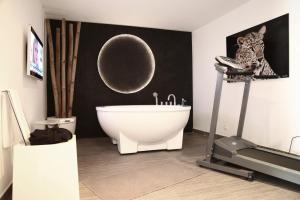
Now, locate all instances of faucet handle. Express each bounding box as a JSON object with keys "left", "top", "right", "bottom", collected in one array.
[
  {"left": 153, "top": 92, "right": 158, "bottom": 105},
  {"left": 181, "top": 98, "right": 187, "bottom": 106}
]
